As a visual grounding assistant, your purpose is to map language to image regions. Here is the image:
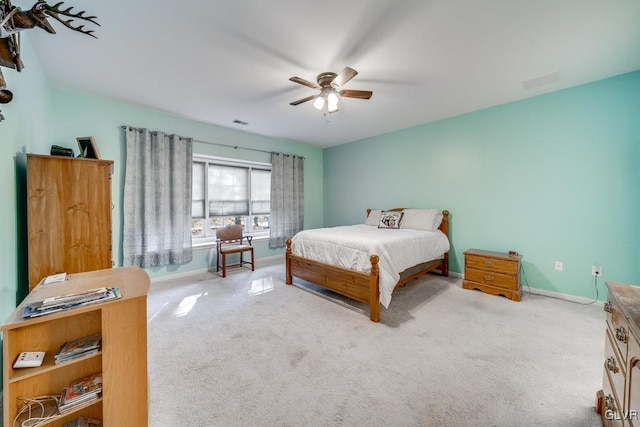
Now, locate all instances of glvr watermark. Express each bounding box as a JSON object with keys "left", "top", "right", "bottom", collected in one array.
[{"left": 606, "top": 410, "right": 640, "bottom": 421}]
